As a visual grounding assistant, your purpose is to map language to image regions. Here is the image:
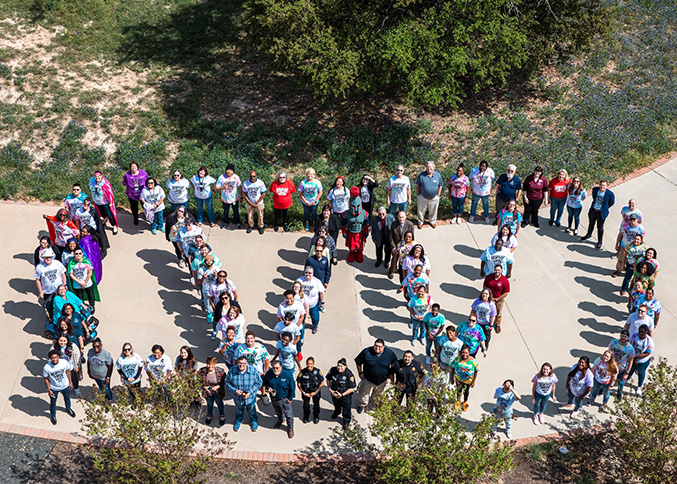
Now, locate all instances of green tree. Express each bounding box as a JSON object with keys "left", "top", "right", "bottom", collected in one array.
[
  {"left": 82, "top": 374, "right": 230, "bottom": 484},
  {"left": 243, "top": 0, "right": 610, "bottom": 106},
  {"left": 613, "top": 357, "right": 677, "bottom": 484},
  {"left": 344, "top": 367, "right": 513, "bottom": 484}
]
